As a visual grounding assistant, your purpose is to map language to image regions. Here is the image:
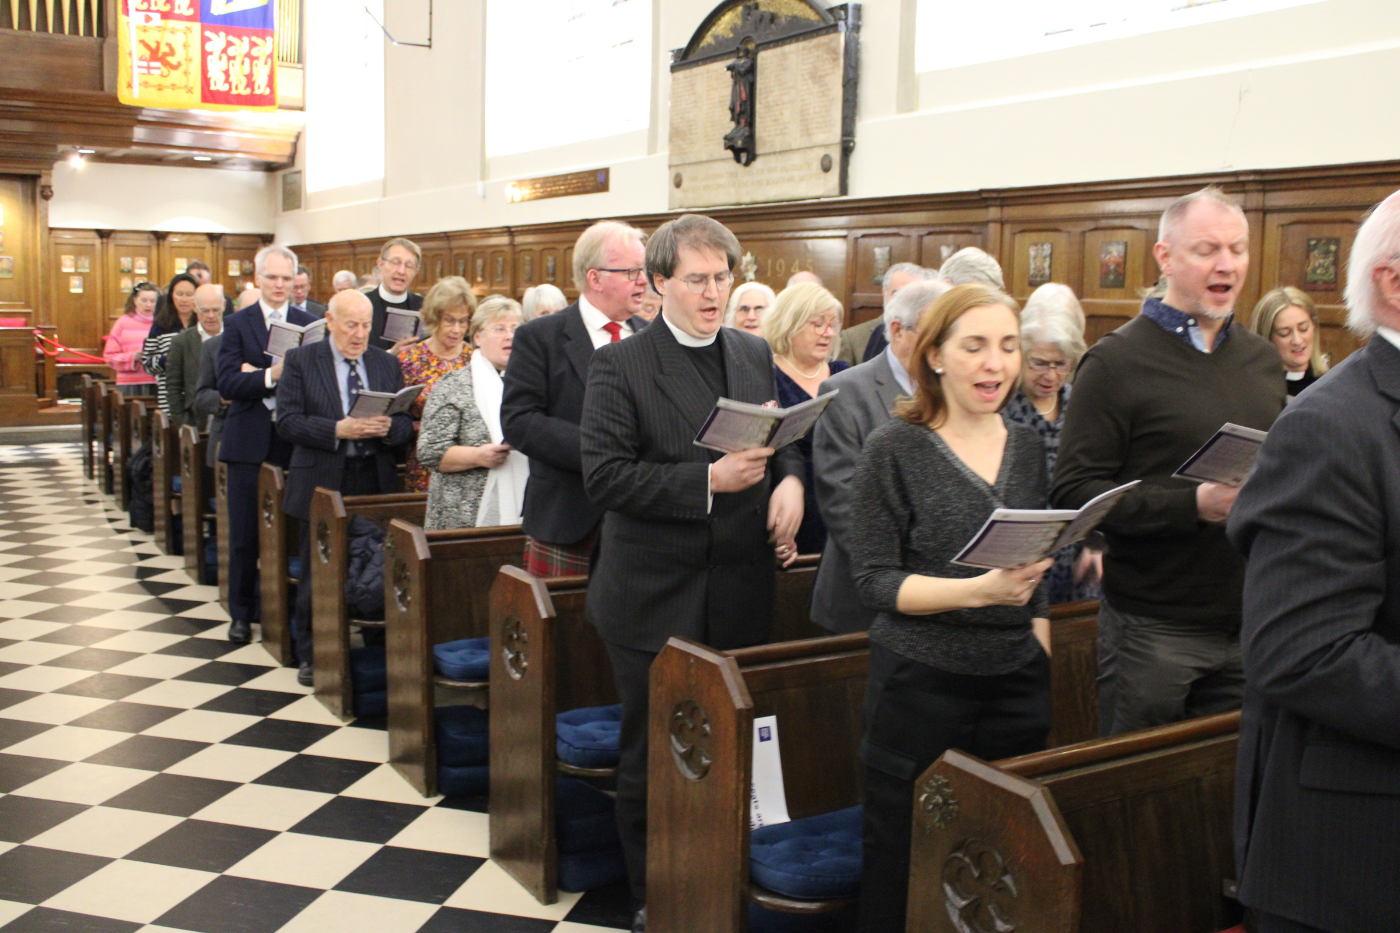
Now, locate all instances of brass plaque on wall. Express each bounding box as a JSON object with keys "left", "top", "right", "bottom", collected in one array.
[{"left": 504, "top": 169, "right": 610, "bottom": 203}]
